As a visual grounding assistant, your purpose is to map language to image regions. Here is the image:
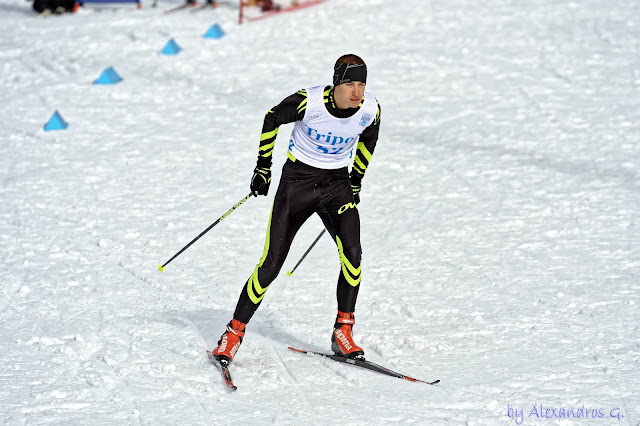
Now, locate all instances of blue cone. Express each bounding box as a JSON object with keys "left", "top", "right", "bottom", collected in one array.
[
  {"left": 203, "top": 23, "right": 225, "bottom": 39},
  {"left": 161, "top": 38, "right": 182, "bottom": 55},
  {"left": 93, "top": 66, "right": 122, "bottom": 85},
  {"left": 44, "top": 110, "right": 69, "bottom": 131}
]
